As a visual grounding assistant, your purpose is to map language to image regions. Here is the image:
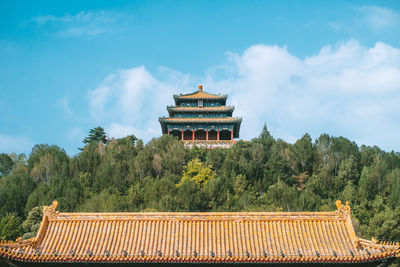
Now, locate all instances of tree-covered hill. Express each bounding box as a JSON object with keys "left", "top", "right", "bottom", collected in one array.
[{"left": 1, "top": 125, "right": 400, "bottom": 244}]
